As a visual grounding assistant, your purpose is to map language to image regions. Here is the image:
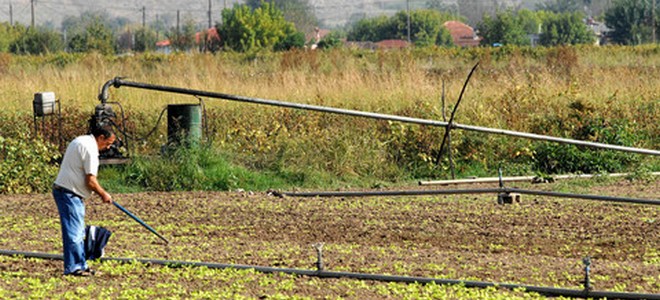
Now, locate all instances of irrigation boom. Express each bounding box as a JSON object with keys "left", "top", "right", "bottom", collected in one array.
[{"left": 98, "top": 77, "right": 660, "bottom": 156}]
